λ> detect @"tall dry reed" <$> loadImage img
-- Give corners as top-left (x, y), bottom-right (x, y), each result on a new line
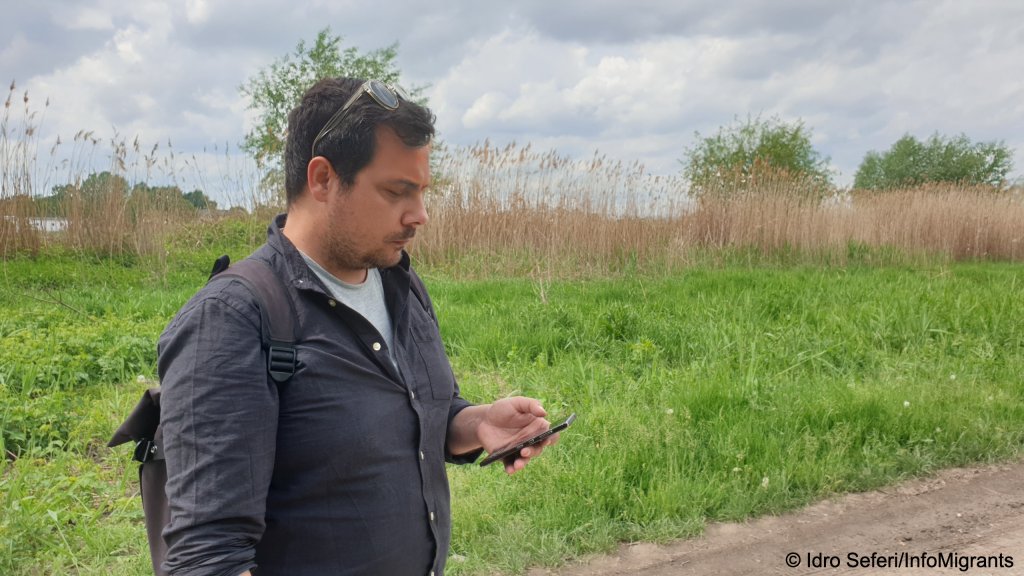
top-left (0, 83), bottom-right (265, 261)
top-left (2, 84), bottom-right (1022, 274)
top-left (845, 185), bottom-right (1023, 260)
top-left (416, 142), bottom-right (687, 275)
top-left (1, 81), bottom-right (44, 255)
top-left (412, 142), bottom-right (1023, 276)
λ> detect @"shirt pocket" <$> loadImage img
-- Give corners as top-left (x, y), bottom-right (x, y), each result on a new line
top-left (409, 313), bottom-right (456, 402)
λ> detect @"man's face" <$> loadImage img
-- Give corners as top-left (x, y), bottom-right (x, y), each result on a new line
top-left (320, 126), bottom-right (431, 282)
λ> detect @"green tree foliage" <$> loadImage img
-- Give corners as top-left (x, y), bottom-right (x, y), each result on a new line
top-left (682, 115), bottom-right (833, 197)
top-left (80, 171), bottom-right (129, 200)
top-left (240, 27), bottom-right (421, 172)
top-left (36, 174), bottom-right (213, 216)
top-left (854, 133), bottom-right (1014, 190)
top-left (34, 172), bottom-right (130, 216)
top-left (182, 189), bottom-right (217, 210)
top-left (130, 183), bottom-right (185, 206)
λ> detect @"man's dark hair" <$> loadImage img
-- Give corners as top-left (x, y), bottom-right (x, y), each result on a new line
top-left (284, 77), bottom-right (436, 204)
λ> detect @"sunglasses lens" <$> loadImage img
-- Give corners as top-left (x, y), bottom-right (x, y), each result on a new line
top-left (367, 80), bottom-right (399, 109)
top-left (392, 84), bottom-right (411, 102)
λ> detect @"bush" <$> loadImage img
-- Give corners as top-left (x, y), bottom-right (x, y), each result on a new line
top-left (854, 133), bottom-right (1014, 190)
top-left (681, 115), bottom-right (833, 199)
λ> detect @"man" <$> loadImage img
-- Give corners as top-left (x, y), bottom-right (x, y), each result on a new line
top-left (157, 77), bottom-right (557, 576)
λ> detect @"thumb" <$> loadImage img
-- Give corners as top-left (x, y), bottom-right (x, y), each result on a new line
top-left (504, 396), bottom-right (547, 418)
top-left (519, 396), bottom-right (547, 418)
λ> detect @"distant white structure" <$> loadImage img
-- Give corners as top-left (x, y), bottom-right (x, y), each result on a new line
top-left (32, 218), bottom-right (68, 232)
top-left (1, 216), bottom-right (69, 233)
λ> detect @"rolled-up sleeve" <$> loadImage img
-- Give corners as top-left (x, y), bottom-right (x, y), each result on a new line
top-left (157, 286), bottom-right (278, 576)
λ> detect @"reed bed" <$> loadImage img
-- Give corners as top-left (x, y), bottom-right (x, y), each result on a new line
top-left (0, 84), bottom-right (266, 261)
top-left (416, 143), bottom-right (687, 275)
top-left (2, 81), bottom-right (1022, 273)
top-left (675, 176), bottom-right (1024, 264)
top-left (415, 142), bottom-right (1024, 275)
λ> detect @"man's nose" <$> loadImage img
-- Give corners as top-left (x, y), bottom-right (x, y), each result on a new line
top-left (403, 193), bottom-right (429, 228)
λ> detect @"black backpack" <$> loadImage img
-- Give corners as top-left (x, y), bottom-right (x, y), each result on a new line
top-left (108, 256), bottom-right (298, 576)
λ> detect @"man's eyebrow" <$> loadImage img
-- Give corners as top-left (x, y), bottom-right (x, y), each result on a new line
top-left (385, 179), bottom-right (429, 191)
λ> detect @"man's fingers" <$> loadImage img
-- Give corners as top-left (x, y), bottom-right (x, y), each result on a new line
top-left (505, 455), bottom-right (529, 475)
top-left (521, 433), bottom-right (559, 459)
top-left (503, 437), bottom-right (560, 474)
top-left (506, 395), bottom-right (546, 417)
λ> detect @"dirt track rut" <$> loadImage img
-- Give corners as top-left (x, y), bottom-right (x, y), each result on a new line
top-left (530, 461), bottom-right (1024, 575)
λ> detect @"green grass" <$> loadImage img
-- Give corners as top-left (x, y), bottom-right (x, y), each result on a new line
top-left (434, 265), bottom-right (1024, 573)
top-left (1, 256), bottom-right (1022, 574)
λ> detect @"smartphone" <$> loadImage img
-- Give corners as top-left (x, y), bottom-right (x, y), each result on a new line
top-left (479, 413), bottom-right (576, 467)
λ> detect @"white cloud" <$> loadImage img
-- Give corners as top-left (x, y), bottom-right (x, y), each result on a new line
top-left (462, 92), bottom-right (512, 129)
top-left (0, 34), bottom-right (34, 69)
top-left (185, 0), bottom-right (211, 25)
top-left (6, 0), bottom-right (1023, 198)
top-left (60, 6), bottom-right (114, 31)
top-left (431, 32), bottom-right (781, 171)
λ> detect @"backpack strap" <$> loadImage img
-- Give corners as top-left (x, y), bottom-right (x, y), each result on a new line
top-left (214, 257), bottom-right (298, 383)
top-left (107, 255), bottom-right (298, 576)
top-left (107, 255), bottom-right (300, 453)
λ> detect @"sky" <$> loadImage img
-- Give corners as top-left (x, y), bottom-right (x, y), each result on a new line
top-left (3, 0), bottom-right (1023, 204)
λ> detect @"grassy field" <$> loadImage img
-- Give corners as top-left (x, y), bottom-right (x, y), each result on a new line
top-left (1, 244), bottom-right (1022, 574)
top-left (4, 79), bottom-right (1023, 574)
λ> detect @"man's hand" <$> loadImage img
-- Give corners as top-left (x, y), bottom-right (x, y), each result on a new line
top-left (448, 397), bottom-right (559, 474)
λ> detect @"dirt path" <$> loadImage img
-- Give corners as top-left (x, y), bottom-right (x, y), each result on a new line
top-left (532, 461), bottom-right (1023, 575)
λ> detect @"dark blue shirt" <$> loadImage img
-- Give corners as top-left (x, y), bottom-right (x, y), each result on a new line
top-left (158, 215), bottom-right (479, 576)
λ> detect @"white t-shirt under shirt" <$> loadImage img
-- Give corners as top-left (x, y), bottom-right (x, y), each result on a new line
top-left (299, 252), bottom-right (395, 365)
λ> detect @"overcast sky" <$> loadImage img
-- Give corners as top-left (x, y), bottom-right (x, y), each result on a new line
top-left (3, 0), bottom-right (1023, 203)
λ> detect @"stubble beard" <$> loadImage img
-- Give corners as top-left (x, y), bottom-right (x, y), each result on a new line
top-left (322, 218), bottom-right (415, 275)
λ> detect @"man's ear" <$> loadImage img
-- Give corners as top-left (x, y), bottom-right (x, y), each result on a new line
top-left (306, 156), bottom-right (335, 203)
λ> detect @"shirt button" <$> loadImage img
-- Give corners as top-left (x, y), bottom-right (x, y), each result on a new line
top-left (419, 450), bottom-right (425, 461)
top-left (429, 511), bottom-right (435, 522)
top-left (410, 391), bottom-right (416, 401)
top-left (328, 299), bottom-right (337, 307)
top-left (372, 342), bottom-right (381, 351)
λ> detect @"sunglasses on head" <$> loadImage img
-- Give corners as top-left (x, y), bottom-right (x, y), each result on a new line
top-left (310, 79), bottom-right (410, 157)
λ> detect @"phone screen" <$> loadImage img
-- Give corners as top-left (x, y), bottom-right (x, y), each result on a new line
top-left (479, 413), bottom-right (576, 467)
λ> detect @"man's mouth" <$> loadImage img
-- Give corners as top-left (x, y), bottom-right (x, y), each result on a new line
top-left (389, 229), bottom-right (416, 243)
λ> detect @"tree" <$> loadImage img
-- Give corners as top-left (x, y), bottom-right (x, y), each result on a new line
top-left (681, 115), bottom-right (833, 197)
top-left (39, 173), bottom-right (128, 215)
top-left (182, 189), bottom-right (217, 210)
top-left (240, 27), bottom-right (423, 173)
top-left (129, 182), bottom-right (214, 211)
top-left (80, 171), bottom-right (129, 200)
top-left (40, 177), bottom-right (216, 217)
top-left (853, 133), bottom-right (1014, 190)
